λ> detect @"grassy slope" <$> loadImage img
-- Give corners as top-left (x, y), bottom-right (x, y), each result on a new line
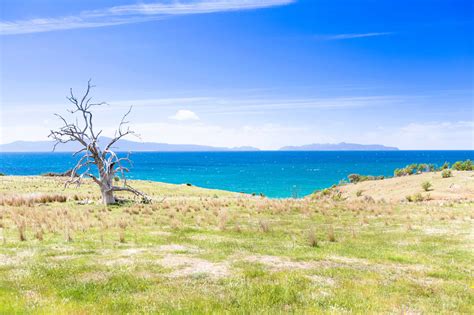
top-left (339, 171), bottom-right (474, 202)
top-left (0, 175), bottom-right (473, 314)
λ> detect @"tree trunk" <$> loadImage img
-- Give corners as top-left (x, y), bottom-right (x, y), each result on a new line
top-left (101, 188), bottom-right (116, 205)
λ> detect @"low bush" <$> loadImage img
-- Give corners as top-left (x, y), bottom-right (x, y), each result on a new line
top-left (406, 193), bottom-right (425, 202)
top-left (441, 169), bottom-right (452, 178)
top-left (348, 174), bottom-right (384, 183)
top-left (421, 181), bottom-right (432, 192)
top-left (441, 162), bottom-right (450, 170)
top-left (41, 169), bottom-right (75, 177)
top-left (451, 160), bottom-right (473, 171)
top-left (394, 163), bottom-right (436, 177)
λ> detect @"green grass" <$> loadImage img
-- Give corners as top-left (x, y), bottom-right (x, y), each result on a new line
top-left (0, 176), bottom-right (473, 313)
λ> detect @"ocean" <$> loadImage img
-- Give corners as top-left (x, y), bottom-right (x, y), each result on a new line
top-left (0, 151), bottom-right (472, 198)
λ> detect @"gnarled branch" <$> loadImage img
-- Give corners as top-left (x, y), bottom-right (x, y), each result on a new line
top-left (49, 80), bottom-right (150, 205)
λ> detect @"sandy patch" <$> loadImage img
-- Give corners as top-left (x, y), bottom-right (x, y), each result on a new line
top-left (157, 244), bottom-right (199, 253)
top-left (307, 275), bottom-right (336, 287)
top-left (422, 227), bottom-right (454, 235)
top-left (0, 254), bottom-right (17, 266)
top-left (329, 255), bottom-right (429, 274)
top-left (50, 255), bottom-right (75, 261)
top-left (243, 255), bottom-right (318, 271)
top-left (104, 257), bottom-right (136, 266)
top-left (339, 171), bottom-right (474, 202)
top-left (120, 248), bottom-right (145, 256)
top-left (24, 290), bottom-right (44, 306)
top-left (158, 254), bottom-right (229, 279)
top-left (149, 231), bottom-right (172, 236)
top-left (80, 271), bottom-right (110, 283)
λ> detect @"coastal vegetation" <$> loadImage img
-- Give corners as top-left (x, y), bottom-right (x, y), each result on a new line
top-left (346, 160), bottom-right (473, 185)
top-left (0, 172), bottom-right (473, 313)
top-left (452, 160), bottom-right (474, 171)
top-left (394, 160), bottom-right (473, 177)
top-left (441, 169), bottom-right (452, 178)
top-left (347, 174), bottom-right (384, 184)
top-left (421, 181), bottom-right (432, 192)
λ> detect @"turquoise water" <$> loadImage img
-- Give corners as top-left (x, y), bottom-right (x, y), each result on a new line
top-left (0, 151), bottom-right (472, 198)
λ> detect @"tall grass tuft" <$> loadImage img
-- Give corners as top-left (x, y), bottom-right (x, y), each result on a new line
top-left (14, 218), bottom-right (27, 241)
top-left (259, 219), bottom-right (270, 233)
top-left (327, 225), bottom-right (336, 242)
top-left (118, 219), bottom-right (128, 243)
top-left (307, 228), bottom-right (318, 247)
top-left (218, 209), bottom-right (229, 231)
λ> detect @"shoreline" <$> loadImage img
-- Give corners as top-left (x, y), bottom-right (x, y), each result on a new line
top-left (2, 170), bottom-right (474, 203)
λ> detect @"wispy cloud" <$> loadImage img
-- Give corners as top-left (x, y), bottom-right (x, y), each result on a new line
top-left (0, 0), bottom-right (295, 35)
top-left (169, 109), bottom-right (200, 121)
top-left (315, 32), bottom-right (393, 41)
top-left (109, 95), bottom-right (403, 115)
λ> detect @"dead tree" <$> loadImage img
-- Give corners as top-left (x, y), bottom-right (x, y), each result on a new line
top-left (49, 80), bottom-right (150, 205)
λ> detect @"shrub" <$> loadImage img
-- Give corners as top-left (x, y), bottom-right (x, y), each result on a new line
top-left (421, 181), bottom-right (432, 192)
top-left (417, 164), bottom-right (428, 173)
top-left (331, 190), bottom-right (345, 201)
top-left (395, 163), bottom-right (437, 177)
top-left (463, 160), bottom-right (473, 170)
top-left (349, 174), bottom-right (384, 183)
top-left (406, 193), bottom-right (424, 202)
top-left (441, 169), bottom-right (452, 178)
top-left (0, 173), bottom-right (4, 176)
top-left (356, 190), bottom-right (363, 197)
top-left (406, 164), bottom-right (418, 175)
top-left (452, 160), bottom-right (473, 171)
top-left (441, 162), bottom-right (449, 170)
top-left (348, 174), bottom-right (361, 183)
top-left (394, 168), bottom-right (406, 177)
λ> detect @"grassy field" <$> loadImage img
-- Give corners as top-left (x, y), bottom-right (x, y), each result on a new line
top-left (0, 175), bottom-right (473, 313)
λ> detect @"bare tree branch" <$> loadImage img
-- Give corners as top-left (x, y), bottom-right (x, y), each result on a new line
top-left (49, 80), bottom-right (149, 205)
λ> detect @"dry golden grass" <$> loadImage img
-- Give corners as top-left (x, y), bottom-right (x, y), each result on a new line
top-left (0, 193), bottom-right (67, 206)
top-left (0, 175), bottom-right (472, 313)
top-left (338, 170), bottom-right (474, 202)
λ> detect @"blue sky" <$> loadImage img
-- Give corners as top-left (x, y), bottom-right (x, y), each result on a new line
top-left (0, 0), bottom-right (473, 149)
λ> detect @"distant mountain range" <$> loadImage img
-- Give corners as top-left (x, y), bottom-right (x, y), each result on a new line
top-left (279, 142), bottom-right (399, 151)
top-left (0, 139), bottom-right (398, 152)
top-left (0, 138), bottom-right (260, 152)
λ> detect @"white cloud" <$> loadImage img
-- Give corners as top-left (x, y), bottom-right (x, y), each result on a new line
top-left (169, 109), bottom-right (200, 121)
top-left (0, 0), bottom-right (295, 35)
top-left (315, 32), bottom-right (393, 41)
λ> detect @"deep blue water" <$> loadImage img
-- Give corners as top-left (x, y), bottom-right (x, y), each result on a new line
top-left (0, 151), bottom-right (473, 198)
